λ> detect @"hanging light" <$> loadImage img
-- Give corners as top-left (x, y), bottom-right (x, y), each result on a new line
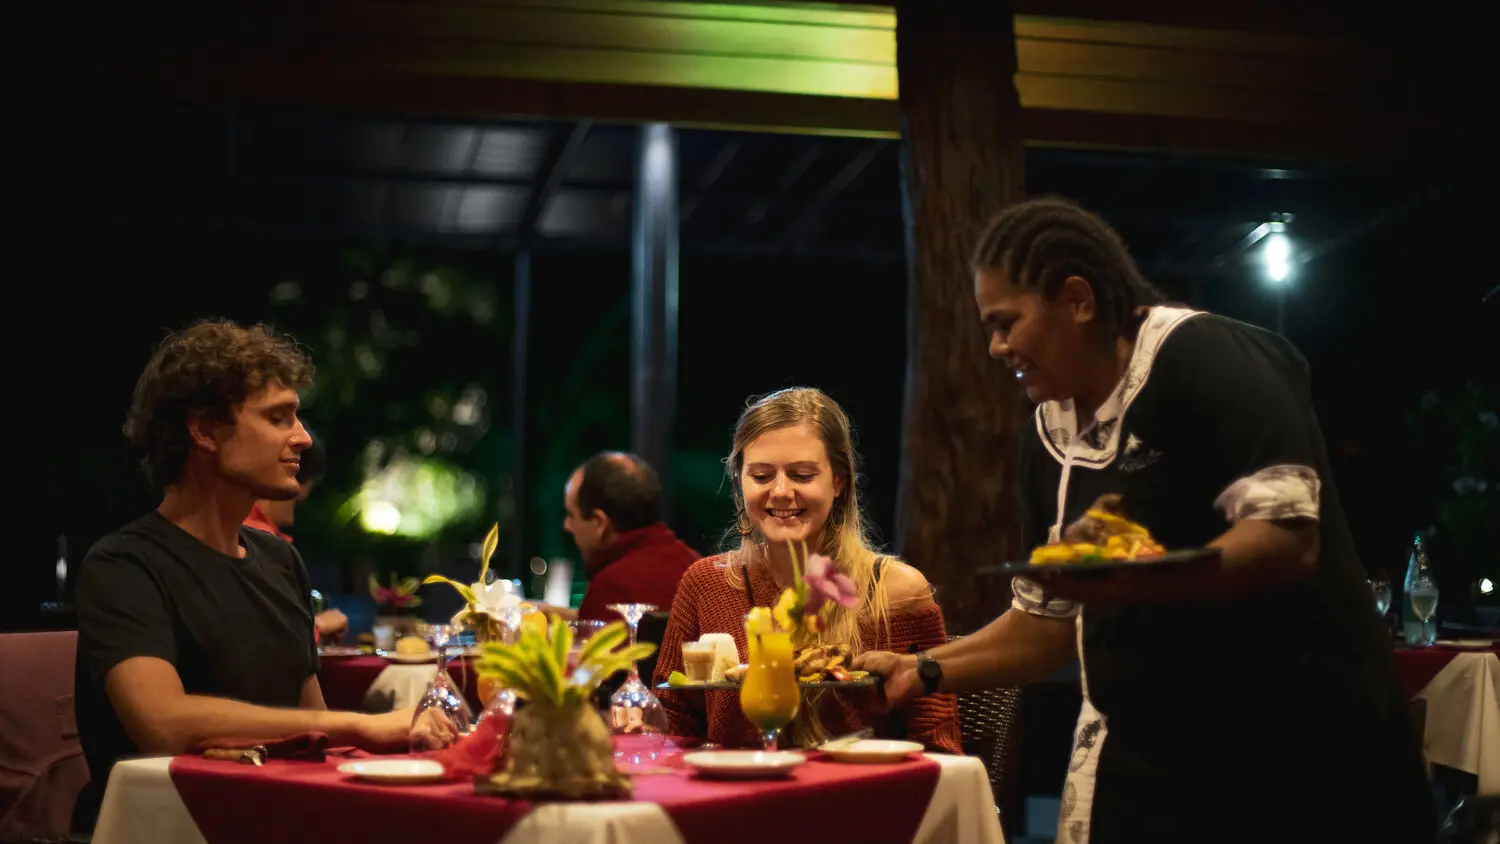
top-left (1261, 219), bottom-right (1294, 286)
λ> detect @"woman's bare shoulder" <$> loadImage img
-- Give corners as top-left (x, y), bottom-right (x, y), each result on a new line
top-left (879, 558), bottom-right (936, 613)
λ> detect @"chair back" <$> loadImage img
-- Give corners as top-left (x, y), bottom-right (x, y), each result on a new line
top-left (635, 611), bottom-right (671, 683)
top-left (0, 632), bottom-right (90, 839)
top-left (956, 685), bottom-right (1024, 837)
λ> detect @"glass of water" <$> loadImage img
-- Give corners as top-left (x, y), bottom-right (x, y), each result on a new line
top-left (1408, 575), bottom-right (1439, 647)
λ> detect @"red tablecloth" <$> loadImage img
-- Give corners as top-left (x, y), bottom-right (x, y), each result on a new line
top-left (635, 750), bottom-right (940, 844)
top-left (170, 752), bottom-right (529, 844)
top-left (317, 656), bottom-right (481, 712)
top-left (167, 740), bottom-right (942, 844)
top-left (1392, 645), bottom-right (1500, 699)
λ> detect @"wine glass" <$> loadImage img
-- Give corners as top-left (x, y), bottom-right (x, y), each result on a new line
top-left (567, 619), bottom-right (607, 674)
top-left (409, 624), bottom-right (476, 751)
top-left (1408, 574), bottom-right (1440, 648)
top-left (606, 603), bottom-right (668, 762)
top-left (739, 613), bottom-right (799, 751)
top-left (1369, 577), bottom-right (1392, 619)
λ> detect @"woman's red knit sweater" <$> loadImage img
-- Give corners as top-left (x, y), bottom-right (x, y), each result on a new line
top-left (652, 553), bottom-right (962, 754)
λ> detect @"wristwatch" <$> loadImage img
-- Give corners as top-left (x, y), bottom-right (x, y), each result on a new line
top-left (916, 652), bottom-right (943, 695)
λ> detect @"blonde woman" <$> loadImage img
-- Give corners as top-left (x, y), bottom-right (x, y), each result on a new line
top-left (653, 387), bottom-right (962, 753)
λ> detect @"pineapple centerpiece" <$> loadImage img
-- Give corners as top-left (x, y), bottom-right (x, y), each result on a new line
top-left (474, 616), bottom-right (656, 799)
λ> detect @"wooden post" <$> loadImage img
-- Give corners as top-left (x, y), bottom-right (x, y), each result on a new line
top-left (894, 1), bottom-right (1028, 634)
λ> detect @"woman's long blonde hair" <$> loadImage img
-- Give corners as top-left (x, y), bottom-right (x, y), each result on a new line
top-left (724, 387), bottom-right (894, 660)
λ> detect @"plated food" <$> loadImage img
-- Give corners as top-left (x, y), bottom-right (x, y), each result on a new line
top-left (394, 635), bottom-right (431, 655)
top-left (1029, 509), bottom-right (1166, 565)
top-left (666, 642), bottom-right (872, 688)
top-left (789, 643), bottom-right (869, 684)
top-left (385, 635), bottom-right (436, 662)
top-left (981, 507), bottom-right (1218, 584)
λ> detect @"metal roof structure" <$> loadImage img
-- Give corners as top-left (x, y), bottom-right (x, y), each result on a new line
top-left (102, 104), bottom-right (1457, 289)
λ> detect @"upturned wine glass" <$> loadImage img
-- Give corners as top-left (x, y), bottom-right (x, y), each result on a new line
top-left (606, 603), bottom-right (668, 763)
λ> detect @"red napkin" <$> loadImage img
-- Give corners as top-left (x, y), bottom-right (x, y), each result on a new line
top-left (420, 713), bottom-right (507, 779)
top-left (200, 732), bottom-right (331, 762)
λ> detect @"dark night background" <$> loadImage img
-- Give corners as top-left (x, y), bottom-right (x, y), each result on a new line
top-left (16, 6), bottom-right (1496, 631)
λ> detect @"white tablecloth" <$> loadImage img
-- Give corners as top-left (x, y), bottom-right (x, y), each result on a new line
top-left (1415, 651), bottom-right (1500, 795)
top-left (91, 753), bottom-right (1005, 844)
top-left (362, 663), bottom-right (445, 712)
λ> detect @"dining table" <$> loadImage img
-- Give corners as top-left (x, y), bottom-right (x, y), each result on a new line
top-left (1391, 642), bottom-right (1500, 796)
top-left (87, 735), bottom-right (1006, 844)
top-left (318, 654), bottom-right (483, 713)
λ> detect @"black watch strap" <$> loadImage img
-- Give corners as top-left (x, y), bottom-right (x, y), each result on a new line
top-left (917, 652), bottom-right (943, 695)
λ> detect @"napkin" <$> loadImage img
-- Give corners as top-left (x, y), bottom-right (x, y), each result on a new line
top-left (200, 732), bottom-right (331, 764)
top-left (421, 713), bottom-right (506, 779)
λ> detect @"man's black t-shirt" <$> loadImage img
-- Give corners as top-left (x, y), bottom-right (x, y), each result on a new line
top-left (72, 511), bottom-right (319, 830)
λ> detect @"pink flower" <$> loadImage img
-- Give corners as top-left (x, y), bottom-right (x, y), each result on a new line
top-left (802, 553), bottom-right (858, 613)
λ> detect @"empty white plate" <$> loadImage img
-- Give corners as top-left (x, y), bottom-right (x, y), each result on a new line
top-left (1436, 639), bottom-right (1495, 650)
top-left (823, 739), bottom-right (925, 764)
top-left (386, 652), bottom-right (438, 664)
top-left (682, 750), bottom-right (805, 779)
top-left (338, 759), bottom-right (447, 784)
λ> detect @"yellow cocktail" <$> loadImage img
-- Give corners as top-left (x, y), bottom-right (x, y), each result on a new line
top-left (740, 611), bottom-right (800, 750)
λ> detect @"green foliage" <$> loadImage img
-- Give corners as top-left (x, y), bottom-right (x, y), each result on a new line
top-left (475, 617), bottom-right (655, 709)
top-left (267, 245), bottom-right (514, 570)
top-left (1405, 381), bottom-right (1498, 589)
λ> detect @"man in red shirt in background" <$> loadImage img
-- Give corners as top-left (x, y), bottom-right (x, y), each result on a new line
top-left (542, 451), bottom-right (699, 623)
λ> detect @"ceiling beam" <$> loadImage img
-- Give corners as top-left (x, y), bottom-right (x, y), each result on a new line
top-left (773, 141), bottom-right (888, 252)
top-left (74, 0), bottom-right (1463, 161)
top-left (517, 120), bottom-right (593, 246)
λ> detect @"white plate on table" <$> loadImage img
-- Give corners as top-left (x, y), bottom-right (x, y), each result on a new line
top-left (386, 652), bottom-right (438, 664)
top-left (682, 750), bottom-right (805, 780)
top-left (338, 759), bottom-right (447, 784)
top-left (1435, 639), bottom-right (1495, 650)
top-left (822, 739), bottom-right (925, 764)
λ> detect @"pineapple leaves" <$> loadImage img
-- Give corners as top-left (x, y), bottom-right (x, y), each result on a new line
top-left (581, 642), bottom-right (657, 683)
top-left (473, 661), bottom-right (532, 700)
top-left (475, 618), bottom-right (658, 707)
top-left (515, 620), bottom-right (566, 705)
top-left (576, 623), bottom-right (628, 668)
top-left (550, 616), bottom-right (573, 674)
top-left (478, 644), bottom-right (545, 696)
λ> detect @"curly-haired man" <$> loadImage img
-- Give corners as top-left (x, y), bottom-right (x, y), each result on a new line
top-left (72, 319), bottom-right (418, 832)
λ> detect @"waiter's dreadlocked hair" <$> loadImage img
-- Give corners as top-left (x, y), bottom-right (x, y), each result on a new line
top-left (971, 196), bottom-right (1165, 342)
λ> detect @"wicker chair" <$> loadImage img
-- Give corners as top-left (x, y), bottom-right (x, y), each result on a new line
top-left (957, 685), bottom-right (1025, 838)
top-left (636, 611), bottom-right (671, 684)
